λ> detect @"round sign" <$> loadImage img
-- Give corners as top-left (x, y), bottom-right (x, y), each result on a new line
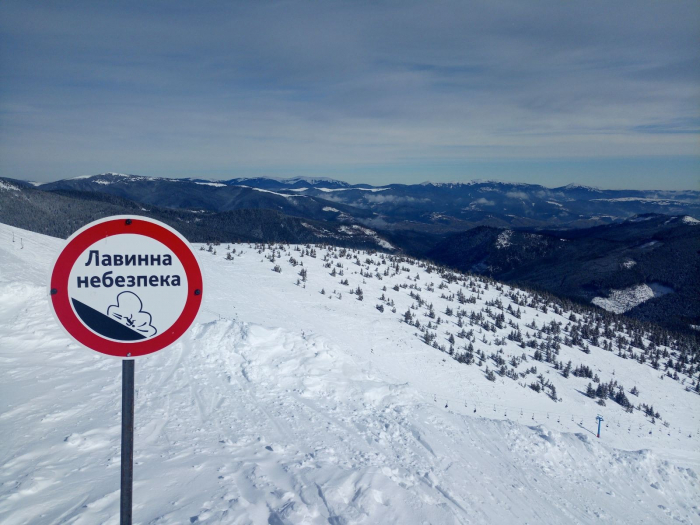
top-left (49, 216), bottom-right (203, 358)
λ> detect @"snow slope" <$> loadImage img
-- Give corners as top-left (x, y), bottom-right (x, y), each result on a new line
top-left (592, 284), bottom-right (674, 314)
top-left (1, 224), bottom-right (699, 524)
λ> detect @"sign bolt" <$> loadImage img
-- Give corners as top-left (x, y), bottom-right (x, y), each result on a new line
top-left (194, 289), bottom-right (201, 296)
top-left (50, 288), bottom-right (58, 295)
top-left (125, 219), bottom-right (132, 225)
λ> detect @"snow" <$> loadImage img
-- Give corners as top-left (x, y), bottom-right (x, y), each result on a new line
top-left (592, 284), bottom-right (673, 314)
top-left (322, 206), bottom-right (340, 213)
top-left (593, 198), bottom-right (682, 206)
top-left (236, 186), bottom-right (307, 199)
top-left (338, 225), bottom-right (394, 249)
top-left (315, 187), bottom-right (389, 193)
top-left (0, 181), bottom-right (20, 191)
top-left (289, 185), bottom-right (387, 193)
top-left (495, 230), bottom-right (513, 249)
top-left (286, 177), bottom-right (348, 186)
top-left (563, 183), bottom-right (603, 192)
top-left (194, 182), bottom-right (226, 188)
top-left (228, 176), bottom-right (350, 187)
top-left (621, 260), bottom-right (637, 269)
top-left (279, 176), bottom-right (347, 186)
top-left (72, 173), bottom-right (134, 180)
top-left (76, 173), bottom-right (153, 185)
top-left (681, 216), bottom-right (700, 225)
top-left (374, 238), bottom-right (394, 250)
top-left (420, 181), bottom-right (475, 187)
top-left (0, 223), bottom-right (699, 524)
top-left (420, 180), bottom-right (536, 188)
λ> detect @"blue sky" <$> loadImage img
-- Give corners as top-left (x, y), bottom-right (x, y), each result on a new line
top-left (1, 1), bottom-right (698, 189)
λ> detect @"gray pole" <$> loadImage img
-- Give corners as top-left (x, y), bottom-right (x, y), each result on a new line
top-left (120, 360), bottom-right (135, 525)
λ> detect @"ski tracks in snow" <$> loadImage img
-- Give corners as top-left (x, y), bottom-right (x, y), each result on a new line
top-left (140, 318), bottom-right (472, 524)
top-left (2, 311), bottom-right (698, 523)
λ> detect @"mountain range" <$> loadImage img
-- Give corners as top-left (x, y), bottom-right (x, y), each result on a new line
top-left (36, 172), bottom-right (700, 232)
top-left (2, 173), bottom-right (698, 331)
top-left (428, 215), bottom-right (700, 331)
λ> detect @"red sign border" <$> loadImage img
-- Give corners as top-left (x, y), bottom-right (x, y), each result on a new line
top-left (49, 216), bottom-right (203, 358)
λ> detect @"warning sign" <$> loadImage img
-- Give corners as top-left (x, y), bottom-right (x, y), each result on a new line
top-left (49, 216), bottom-right (203, 357)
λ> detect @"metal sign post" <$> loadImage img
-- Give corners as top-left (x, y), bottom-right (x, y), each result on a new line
top-left (120, 360), bottom-right (135, 525)
top-left (48, 216), bottom-right (203, 524)
top-left (596, 414), bottom-right (604, 438)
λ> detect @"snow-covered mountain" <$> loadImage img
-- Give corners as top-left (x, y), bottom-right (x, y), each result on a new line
top-left (33, 173), bottom-right (376, 224)
top-left (1, 223), bottom-right (699, 524)
top-left (427, 215), bottom-right (700, 331)
top-left (223, 176), bottom-right (355, 190)
top-left (35, 173), bottom-right (700, 231)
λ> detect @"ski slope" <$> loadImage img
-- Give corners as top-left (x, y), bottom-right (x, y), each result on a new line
top-left (1, 224), bottom-right (699, 524)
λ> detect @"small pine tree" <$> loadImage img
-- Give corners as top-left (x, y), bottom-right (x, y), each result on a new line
top-left (563, 361), bottom-right (572, 378)
top-left (586, 383), bottom-right (596, 398)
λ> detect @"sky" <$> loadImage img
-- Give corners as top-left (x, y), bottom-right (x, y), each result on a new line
top-left (0, 1), bottom-right (698, 189)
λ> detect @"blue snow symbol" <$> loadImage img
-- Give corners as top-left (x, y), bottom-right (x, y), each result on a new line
top-left (107, 292), bottom-right (157, 338)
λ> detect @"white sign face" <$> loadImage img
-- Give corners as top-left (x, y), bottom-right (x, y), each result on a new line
top-left (49, 216), bottom-right (203, 358)
top-left (68, 234), bottom-right (188, 342)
